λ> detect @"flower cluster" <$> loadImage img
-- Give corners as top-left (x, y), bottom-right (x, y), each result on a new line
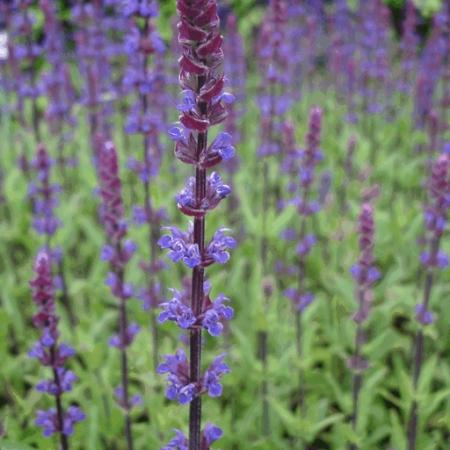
top-left (223, 13), bottom-right (246, 175)
top-left (282, 107), bottom-right (324, 313)
top-left (357, 0), bottom-right (391, 115)
top-left (159, 282), bottom-right (233, 337)
top-left (350, 203), bottom-right (380, 324)
top-left (28, 251), bottom-right (84, 439)
top-left (9, 0), bottom-right (42, 139)
top-left (160, 0), bottom-right (235, 446)
top-left (176, 172), bottom-right (231, 216)
top-left (72, 2), bottom-right (114, 145)
top-left (416, 153), bottom-right (450, 325)
top-left (40, 0), bottom-right (77, 166)
top-left (161, 423), bottom-right (223, 450)
top-left (413, 9), bottom-right (447, 128)
top-left (159, 226), bottom-right (235, 268)
top-left (400, 0), bottom-right (419, 93)
top-left (257, 0), bottom-right (290, 157)
top-left (158, 350), bottom-right (229, 404)
top-left (29, 145), bottom-right (61, 237)
top-left (122, 0), bottom-right (166, 173)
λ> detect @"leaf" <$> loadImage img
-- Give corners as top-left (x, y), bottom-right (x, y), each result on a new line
top-left (0, 441), bottom-right (35, 450)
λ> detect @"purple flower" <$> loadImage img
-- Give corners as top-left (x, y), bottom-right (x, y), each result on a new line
top-left (296, 234), bottom-right (317, 256)
top-left (415, 304), bottom-right (434, 326)
top-left (177, 90), bottom-right (196, 112)
top-left (159, 291), bottom-right (196, 329)
top-left (30, 145), bottom-right (61, 237)
top-left (36, 369), bottom-right (77, 395)
top-left (162, 430), bottom-right (189, 450)
top-left (29, 250), bottom-right (83, 440)
top-left (206, 228), bottom-right (236, 265)
top-left (209, 132), bottom-right (236, 161)
top-left (202, 295), bottom-right (234, 337)
top-left (63, 407), bottom-right (86, 436)
top-left (202, 354), bottom-right (230, 397)
top-left (203, 423), bottom-right (223, 445)
top-left (176, 172), bottom-right (231, 216)
top-left (157, 350), bottom-right (196, 404)
top-left (114, 385), bottom-right (143, 410)
top-left (158, 226), bottom-right (202, 268)
top-left (284, 288), bottom-right (315, 313)
top-left (109, 323), bottom-right (140, 349)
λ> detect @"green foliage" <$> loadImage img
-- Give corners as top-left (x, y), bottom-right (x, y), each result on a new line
top-left (1, 6), bottom-right (449, 450)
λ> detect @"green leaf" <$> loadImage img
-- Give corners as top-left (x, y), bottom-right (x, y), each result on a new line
top-left (0, 441), bottom-right (35, 450)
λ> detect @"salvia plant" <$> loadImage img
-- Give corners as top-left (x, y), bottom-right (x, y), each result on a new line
top-left (120, 0), bottom-right (167, 368)
top-left (72, 1), bottom-right (114, 152)
top-left (28, 144), bottom-right (75, 324)
top-left (158, 0), bottom-right (236, 448)
top-left (400, 0), bottom-right (419, 95)
top-left (97, 139), bottom-right (140, 450)
top-left (414, 7), bottom-right (448, 130)
top-left (223, 12), bottom-right (246, 185)
top-left (255, 0), bottom-right (289, 434)
top-left (407, 152), bottom-right (450, 450)
top-left (28, 250), bottom-right (85, 448)
top-left (348, 200), bottom-right (380, 450)
top-left (40, 0), bottom-right (77, 172)
top-left (282, 106), bottom-right (324, 413)
top-left (9, 0), bottom-right (42, 142)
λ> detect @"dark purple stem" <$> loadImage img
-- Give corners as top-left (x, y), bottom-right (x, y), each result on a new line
top-left (189, 75), bottom-right (207, 450)
top-left (407, 241), bottom-right (437, 450)
top-left (50, 346), bottom-right (69, 450)
top-left (142, 88), bottom-right (160, 370)
top-left (58, 257), bottom-right (76, 327)
top-left (116, 245), bottom-right (133, 450)
top-left (349, 287), bottom-right (365, 450)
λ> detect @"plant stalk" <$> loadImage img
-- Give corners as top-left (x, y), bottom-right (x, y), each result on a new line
top-left (189, 75), bottom-right (207, 450)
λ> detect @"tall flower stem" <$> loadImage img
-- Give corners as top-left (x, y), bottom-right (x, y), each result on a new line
top-left (347, 202), bottom-right (380, 450)
top-left (282, 107), bottom-right (323, 422)
top-left (158, 2), bottom-right (235, 447)
top-left (29, 251), bottom-right (85, 444)
top-left (349, 289), bottom-right (364, 450)
top-left (121, 4), bottom-right (166, 369)
top-left (98, 140), bottom-right (140, 450)
top-left (117, 258), bottom-right (133, 450)
top-left (407, 154), bottom-right (450, 450)
top-left (407, 245), bottom-right (437, 450)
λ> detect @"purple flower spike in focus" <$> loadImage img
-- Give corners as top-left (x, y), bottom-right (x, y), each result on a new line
top-left (159, 1), bottom-right (235, 448)
top-left (97, 138), bottom-right (140, 450)
top-left (29, 251), bottom-right (84, 448)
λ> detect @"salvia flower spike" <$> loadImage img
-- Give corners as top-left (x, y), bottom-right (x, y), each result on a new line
top-left (121, 0), bottom-right (166, 369)
top-left (29, 144), bottom-right (75, 325)
top-left (281, 106), bottom-right (324, 414)
top-left (97, 139), bottom-right (139, 450)
top-left (407, 152), bottom-right (450, 450)
top-left (29, 250), bottom-right (84, 448)
top-left (159, 1), bottom-right (235, 448)
top-left (348, 200), bottom-right (380, 450)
